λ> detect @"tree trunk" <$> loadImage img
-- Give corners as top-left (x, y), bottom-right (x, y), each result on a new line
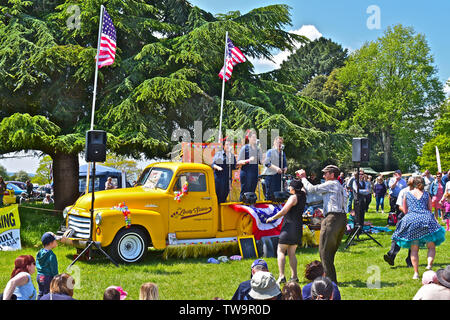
top-left (381, 129), bottom-right (391, 171)
top-left (52, 152), bottom-right (79, 211)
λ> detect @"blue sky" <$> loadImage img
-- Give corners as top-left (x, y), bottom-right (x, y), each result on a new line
top-left (1, 1), bottom-right (449, 173)
top-left (190, 0), bottom-right (450, 88)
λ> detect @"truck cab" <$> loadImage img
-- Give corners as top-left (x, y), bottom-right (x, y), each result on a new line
top-left (61, 162), bottom-right (261, 263)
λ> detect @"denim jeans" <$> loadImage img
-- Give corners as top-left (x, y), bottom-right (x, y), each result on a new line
top-left (264, 174), bottom-right (281, 200)
top-left (346, 191), bottom-right (354, 213)
top-left (375, 195), bottom-right (384, 212)
top-left (37, 274), bottom-right (54, 300)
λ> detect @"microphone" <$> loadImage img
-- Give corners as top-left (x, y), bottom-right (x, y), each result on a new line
top-left (281, 144), bottom-right (285, 150)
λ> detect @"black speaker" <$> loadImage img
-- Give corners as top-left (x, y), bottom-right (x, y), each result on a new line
top-left (242, 192), bottom-right (257, 205)
top-left (85, 130), bottom-right (107, 162)
top-left (352, 137), bottom-right (369, 162)
top-left (273, 191), bottom-right (290, 203)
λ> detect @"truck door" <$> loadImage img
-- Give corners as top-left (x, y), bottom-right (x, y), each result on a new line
top-left (169, 171), bottom-right (215, 239)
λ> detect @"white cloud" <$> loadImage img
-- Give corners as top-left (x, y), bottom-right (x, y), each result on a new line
top-left (250, 25), bottom-right (323, 73)
top-left (445, 77), bottom-right (450, 97)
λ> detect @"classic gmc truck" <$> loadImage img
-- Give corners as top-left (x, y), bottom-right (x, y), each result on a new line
top-left (61, 162), bottom-right (263, 263)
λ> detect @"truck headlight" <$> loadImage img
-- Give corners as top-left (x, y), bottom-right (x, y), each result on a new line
top-left (63, 207), bottom-right (71, 220)
top-left (95, 212), bottom-right (102, 226)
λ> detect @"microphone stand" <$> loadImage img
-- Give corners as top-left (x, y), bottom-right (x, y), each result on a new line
top-left (68, 161), bottom-right (119, 268)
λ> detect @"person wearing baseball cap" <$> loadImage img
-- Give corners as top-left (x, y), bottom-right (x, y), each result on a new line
top-left (296, 165), bottom-right (347, 284)
top-left (231, 259), bottom-right (269, 300)
top-left (36, 232), bottom-right (59, 299)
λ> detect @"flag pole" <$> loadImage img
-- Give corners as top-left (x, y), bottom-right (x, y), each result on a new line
top-left (218, 31), bottom-right (228, 143)
top-left (436, 146), bottom-right (441, 173)
top-left (90, 4), bottom-right (105, 131)
top-left (86, 5), bottom-right (105, 194)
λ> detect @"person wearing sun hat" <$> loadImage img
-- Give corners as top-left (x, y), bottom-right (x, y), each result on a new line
top-left (413, 265), bottom-right (450, 300)
top-left (248, 271), bottom-right (281, 300)
top-left (231, 259), bottom-right (269, 300)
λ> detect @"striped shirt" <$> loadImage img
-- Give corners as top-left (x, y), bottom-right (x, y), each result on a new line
top-left (301, 178), bottom-right (347, 216)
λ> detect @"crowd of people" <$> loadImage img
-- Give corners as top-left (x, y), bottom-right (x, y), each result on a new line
top-left (343, 168), bottom-right (448, 279)
top-left (344, 169), bottom-right (450, 223)
top-left (0, 232), bottom-right (160, 300)
top-left (1, 134), bottom-right (449, 300)
top-left (0, 175), bottom-right (54, 206)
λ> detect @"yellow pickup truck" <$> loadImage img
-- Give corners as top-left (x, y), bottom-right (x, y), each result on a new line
top-left (61, 162), bottom-right (262, 263)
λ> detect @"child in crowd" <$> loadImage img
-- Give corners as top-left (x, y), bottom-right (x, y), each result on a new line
top-left (281, 280), bottom-right (302, 300)
top-left (103, 286), bottom-right (127, 300)
top-left (36, 232), bottom-right (58, 299)
top-left (301, 260), bottom-right (341, 300)
top-left (139, 282), bottom-right (159, 300)
top-left (440, 192), bottom-right (450, 231)
top-left (311, 276), bottom-right (334, 300)
top-left (39, 273), bottom-right (76, 300)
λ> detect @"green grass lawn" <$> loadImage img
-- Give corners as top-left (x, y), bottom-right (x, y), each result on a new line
top-left (1, 200), bottom-right (448, 300)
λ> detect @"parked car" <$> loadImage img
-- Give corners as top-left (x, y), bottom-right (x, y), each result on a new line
top-left (6, 181), bottom-right (26, 190)
top-left (34, 185), bottom-right (47, 198)
top-left (36, 185), bottom-right (52, 197)
top-left (6, 183), bottom-right (26, 196)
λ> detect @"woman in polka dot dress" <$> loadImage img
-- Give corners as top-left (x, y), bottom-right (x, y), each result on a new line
top-left (392, 176), bottom-right (446, 280)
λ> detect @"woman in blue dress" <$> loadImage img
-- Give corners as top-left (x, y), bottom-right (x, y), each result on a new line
top-left (392, 176), bottom-right (446, 279)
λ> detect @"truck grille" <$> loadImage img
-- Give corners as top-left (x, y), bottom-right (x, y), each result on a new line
top-left (67, 215), bottom-right (91, 239)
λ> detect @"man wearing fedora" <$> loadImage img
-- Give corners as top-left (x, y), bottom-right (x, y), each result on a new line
top-left (413, 265), bottom-right (450, 300)
top-left (296, 165), bottom-right (347, 284)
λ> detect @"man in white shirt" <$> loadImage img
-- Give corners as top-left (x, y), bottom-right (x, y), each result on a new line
top-left (296, 165), bottom-right (347, 284)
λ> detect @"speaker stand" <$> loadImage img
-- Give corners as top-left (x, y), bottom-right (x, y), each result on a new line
top-left (344, 163), bottom-right (382, 249)
top-left (68, 162), bottom-right (119, 269)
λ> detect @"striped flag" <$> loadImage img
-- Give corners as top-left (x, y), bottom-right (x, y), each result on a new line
top-left (229, 203), bottom-right (283, 240)
top-left (97, 9), bottom-right (116, 68)
top-left (219, 37), bottom-right (246, 81)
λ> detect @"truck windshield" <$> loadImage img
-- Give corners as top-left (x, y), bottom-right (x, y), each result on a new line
top-left (136, 167), bottom-right (173, 190)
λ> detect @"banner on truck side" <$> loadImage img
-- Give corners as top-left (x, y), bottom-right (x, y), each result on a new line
top-left (0, 204), bottom-right (21, 251)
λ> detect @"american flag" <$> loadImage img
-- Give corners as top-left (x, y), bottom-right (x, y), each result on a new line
top-left (218, 37), bottom-right (246, 81)
top-left (97, 8), bottom-right (116, 68)
top-left (229, 203), bottom-right (283, 240)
